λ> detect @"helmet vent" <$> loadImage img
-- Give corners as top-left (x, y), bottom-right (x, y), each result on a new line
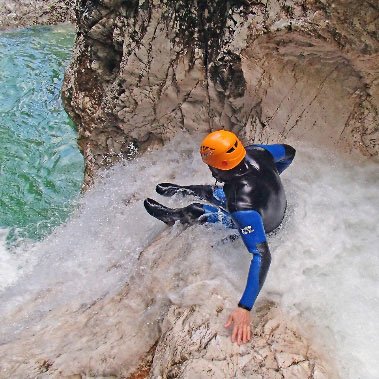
top-left (227, 140), bottom-right (239, 153)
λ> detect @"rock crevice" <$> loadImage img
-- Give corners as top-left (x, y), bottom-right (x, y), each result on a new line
top-left (59, 0), bottom-right (378, 186)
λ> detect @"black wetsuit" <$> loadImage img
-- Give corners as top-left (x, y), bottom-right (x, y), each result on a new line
top-left (144, 144), bottom-right (296, 311)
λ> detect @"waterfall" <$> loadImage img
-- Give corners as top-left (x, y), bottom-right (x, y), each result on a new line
top-left (1, 135), bottom-right (378, 379)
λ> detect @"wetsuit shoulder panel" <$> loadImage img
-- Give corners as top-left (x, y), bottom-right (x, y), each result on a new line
top-left (250, 144), bottom-right (296, 174)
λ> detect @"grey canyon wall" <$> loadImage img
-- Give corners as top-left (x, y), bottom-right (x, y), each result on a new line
top-left (60, 0), bottom-right (379, 185)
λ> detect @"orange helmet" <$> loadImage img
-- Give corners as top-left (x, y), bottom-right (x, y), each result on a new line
top-left (200, 130), bottom-right (246, 170)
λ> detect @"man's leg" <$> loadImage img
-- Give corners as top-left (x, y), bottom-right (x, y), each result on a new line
top-left (144, 198), bottom-right (234, 228)
top-left (156, 183), bottom-right (226, 208)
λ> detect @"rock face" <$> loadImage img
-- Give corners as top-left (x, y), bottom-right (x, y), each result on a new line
top-left (0, 0), bottom-right (75, 30)
top-left (151, 303), bottom-right (331, 379)
top-left (62, 0), bottom-right (379, 186)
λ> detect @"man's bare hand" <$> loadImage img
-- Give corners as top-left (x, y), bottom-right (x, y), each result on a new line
top-left (224, 307), bottom-right (251, 344)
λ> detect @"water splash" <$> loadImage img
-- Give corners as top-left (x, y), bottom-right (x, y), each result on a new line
top-left (0, 136), bottom-right (378, 378)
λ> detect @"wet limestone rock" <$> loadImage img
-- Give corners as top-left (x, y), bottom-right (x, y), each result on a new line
top-left (62, 0), bottom-right (379, 186)
top-left (151, 302), bottom-right (332, 379)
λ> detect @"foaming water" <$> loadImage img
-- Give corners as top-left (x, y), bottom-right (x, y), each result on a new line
top-left (0, 136), bottom-right (377, 378)
top-left (0, 229), bottom-right (19, 290)
top-left (267, 145), bottom-right (379, 379)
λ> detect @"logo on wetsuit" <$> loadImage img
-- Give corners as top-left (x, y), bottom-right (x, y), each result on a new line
top-left (241, 226), bottom-right (254, 234)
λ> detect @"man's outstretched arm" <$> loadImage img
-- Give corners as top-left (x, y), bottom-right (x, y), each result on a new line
top-left (254, 144), bottom-right (296, 174)
top-left (232, 210), bottom-right (271, 310)
top-left (225, 209), bottom-right (271, 344)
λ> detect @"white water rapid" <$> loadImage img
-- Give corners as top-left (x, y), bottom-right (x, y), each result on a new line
top-left (0, 135), bottom-right (378, 378)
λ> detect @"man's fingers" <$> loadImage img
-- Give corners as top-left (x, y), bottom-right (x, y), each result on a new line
top-left (243, 326), bottom-right (248, 343)
top-left (241, 326), bottom-right (246, 344)
top-left (232, 325), bottom-right (238, 343)
top-left (227, 309), bottom-right (252, 344)
top-left (224, 315), bottom-right (233, 328)
top-left (237, 326), bottom-right (243, 345)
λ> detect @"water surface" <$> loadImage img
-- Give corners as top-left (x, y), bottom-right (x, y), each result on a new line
top-left (0, 25), bottom-right (84, 243)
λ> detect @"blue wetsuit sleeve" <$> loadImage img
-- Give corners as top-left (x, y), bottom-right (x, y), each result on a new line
top-left (231, 210), bottom-right (271, 311)
top-left (254, 144), bottom-right (296, 174)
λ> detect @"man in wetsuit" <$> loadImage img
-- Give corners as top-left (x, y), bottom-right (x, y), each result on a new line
top-left (144, 130), bottom-right (296, 345)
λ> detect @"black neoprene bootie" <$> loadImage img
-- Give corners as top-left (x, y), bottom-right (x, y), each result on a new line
top-left (144, 198), bottom-right (205, 225)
